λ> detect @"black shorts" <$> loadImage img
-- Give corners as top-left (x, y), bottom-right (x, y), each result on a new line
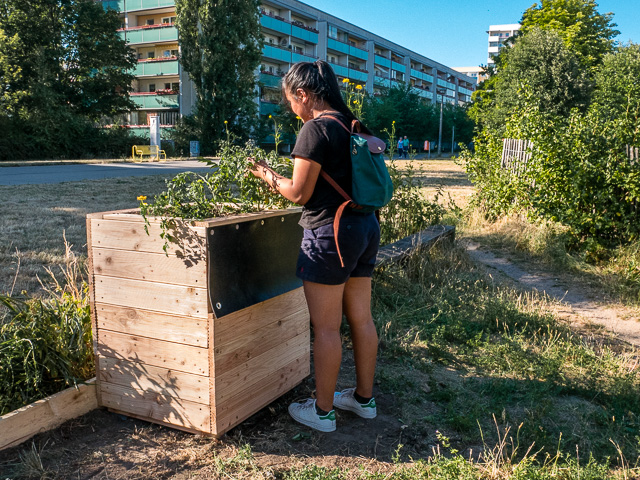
top-left (296, 213), bottom-right (380, 285)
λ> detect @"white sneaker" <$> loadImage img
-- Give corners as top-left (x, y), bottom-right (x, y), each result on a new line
top-left (333, 388), bottom-right (377, 419)
top-left (288, 399), bottom-right (336, 432)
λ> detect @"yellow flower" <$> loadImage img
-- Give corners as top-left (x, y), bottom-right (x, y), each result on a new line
top-left (269, 115), bottom-right (272, 119)
top-left (342, 78), bottom-right (350, 83)
top-left (353, 100), bottom-right (358, 104)
top-left (296, 116), bottom-right (301, 119)
top-left (224, 120), bottom-right (228, 124)
top-left (355, 85), bottom-right (363, 90)
top-left (137, 195), bottom-right (147, 201)
top-left (392, 120), bottom-right (396, 124)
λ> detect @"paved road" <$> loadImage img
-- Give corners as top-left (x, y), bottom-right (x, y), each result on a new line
top-left (0, 161), bottom-right (213, 186)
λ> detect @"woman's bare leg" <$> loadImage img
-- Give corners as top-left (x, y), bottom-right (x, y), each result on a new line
top-left (342, 276), bottom-right (377, 398)
top-left (302, 280), bottom-right (345, 412)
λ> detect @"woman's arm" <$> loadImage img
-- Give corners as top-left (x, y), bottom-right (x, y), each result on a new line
top-left (249, 156), bottom-right (321, 205)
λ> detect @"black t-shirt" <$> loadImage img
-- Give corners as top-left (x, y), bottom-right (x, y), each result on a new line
top-left (291, 112), bottom-right (353, 230)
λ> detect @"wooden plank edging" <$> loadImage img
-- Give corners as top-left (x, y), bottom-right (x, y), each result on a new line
top-left (0, 378), bottom-right (97, 451)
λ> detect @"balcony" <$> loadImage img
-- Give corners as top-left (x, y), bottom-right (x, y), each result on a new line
top-left (262, 44), bottom-right (291, 63)
top-left (349, 45), bottom-right (368, 61)
top-left (101, 0), bottom-right (176, 12)
top-left (118, 24), bottom-right (178, 44)
top-left (261, 12), bottom-right (319, 44)
top-left (123, 0), bottom-right (175, 11)
top-left (374, 55), bottom-right (390, 68)
top-left (134, 58), bottom-right (179, 76)
top-left (130, 92), bottom-right (179, 109)
top-left (261, 14), bottom-right (291, 35)
top-left (291, 24), bottom-right (318, 44)
top-left (391, 61), bottom-right (405, 73)
top-left (291, 52), bottom-right (318, 63)
top-left (328, 62), bottom-right (349, 78)
top-left (327, 38), bottom-right (349, 55)
top-left (259, 72), bottom-right (283, 88)
top-left (100, 0), bottom-right (124, 11)
top-left (348, 69), bottom-right (368, 82)
top-left (260, 102), bottom-right (280, 116)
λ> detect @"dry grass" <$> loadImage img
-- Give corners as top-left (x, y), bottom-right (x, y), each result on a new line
top-left (0, 175), bottom-right (173, 295)
top-left (391, 158), bottom-right (474, 209)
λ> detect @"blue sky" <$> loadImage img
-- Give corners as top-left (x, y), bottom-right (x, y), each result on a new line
top-left (306, 0), bottom-right (639, 67)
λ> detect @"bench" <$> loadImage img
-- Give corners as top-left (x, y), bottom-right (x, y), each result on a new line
top-left (375, 225), bottom-right (455, 267)
top-left (132, 145), bottom-right (166, 162)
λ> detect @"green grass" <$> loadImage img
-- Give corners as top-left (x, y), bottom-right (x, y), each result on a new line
top-left (370, 243), bottom-right (640, 467)
top-left (462, 210), bottom-right (640, 307)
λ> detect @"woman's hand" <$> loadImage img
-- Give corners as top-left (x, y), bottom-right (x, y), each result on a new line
top-left (247, 157), bottom-right (269, 179)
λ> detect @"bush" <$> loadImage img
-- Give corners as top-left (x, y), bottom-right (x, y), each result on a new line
top-left (463, 95), bottom-right (640, 255)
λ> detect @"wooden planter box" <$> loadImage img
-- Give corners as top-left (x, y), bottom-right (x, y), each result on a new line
top-left (86, 207), bottom-right (310, 437)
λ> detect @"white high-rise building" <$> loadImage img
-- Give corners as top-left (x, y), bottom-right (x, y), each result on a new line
top-left (487, 24), bottom-right (520, 66)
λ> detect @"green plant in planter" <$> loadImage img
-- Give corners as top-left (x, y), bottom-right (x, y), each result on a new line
top-left (139, 137), bottom-right (294, 250)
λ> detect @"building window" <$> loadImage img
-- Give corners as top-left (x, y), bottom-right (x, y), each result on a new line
top-left (164, 82), bottom-right (171, 90)
top-left (328, 25), bottom-right (337, 39)
top-left (172, 82), bottom-right (180, 91)
top-left (149, 84), bottom-right (156, 92)
top-left (147, 52), bottom-right (155, 59)
top-left (171, 49), bottom-right (178, 57)
top-left (328, 55), bottom-right (337, 64)
top-left (146, 19), bottom-right (154, 26)
top-left (162, 16), bottom-right (176, 24)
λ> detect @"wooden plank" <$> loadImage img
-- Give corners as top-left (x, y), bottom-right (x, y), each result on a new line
top-left (192, 207), bottom-right (303, 228)
top-left (375, 225), bottom-right (455, 267)
top-left (0, 379), bottom-right (97, 451)
top-left (214, 307), bottom-right (309, 372)
top-left (95, 303), bottom-right (208, 347)
top-left (100, 382), bottom-right (210, 433)
top-left (214, 287), bottom-right (307, 343)
top-left (94, 275), bottom-right (208, 318)
top-left (90, 218), bottom-right (206, 257)
top-left (98, 357), bottom-right (209, 405)
top-left (91, 248), bottom-right (206, 287)
top-left (97, 330), bottom-right (209, 376)
top-left (214, 356), bottom-right (309, 436)
top-left (86, 217), bottom-right (103, 407)
top-left (214, 331), bottom-right (310, 405)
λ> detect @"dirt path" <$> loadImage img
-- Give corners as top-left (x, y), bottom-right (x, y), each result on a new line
top-left (403, 158), bottom-right (640, 346)
top-left (464, 240), bottom-right (640, 346)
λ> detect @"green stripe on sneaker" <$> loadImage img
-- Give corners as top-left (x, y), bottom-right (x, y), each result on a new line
top-left (362, 399), bottom-right (376, 408)
top-left (319, 410), bottom-right (336, 421)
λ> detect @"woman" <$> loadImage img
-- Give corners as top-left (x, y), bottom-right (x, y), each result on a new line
top-left (249, 60), bottom-right (380, 433)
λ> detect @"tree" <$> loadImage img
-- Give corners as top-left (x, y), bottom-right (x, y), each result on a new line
top-left (520, 0), bottom-right (619, 69)
top-left (470, 28), bottom-right (591, 132)
top-left (0, 0), bottom-right (135, 119)
top-left (175, 0), bottom-right (263, 153)
top-left (362, 83), bottom-right (473, 147)
top-left (593, 43), bottom-right (640, 135)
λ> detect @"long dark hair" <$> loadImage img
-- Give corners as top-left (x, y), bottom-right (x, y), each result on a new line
top-left (282, 60), bottom-right (370, 133)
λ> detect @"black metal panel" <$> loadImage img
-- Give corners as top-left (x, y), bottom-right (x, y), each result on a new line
top-left (207, 211), bottom-right (303, 317)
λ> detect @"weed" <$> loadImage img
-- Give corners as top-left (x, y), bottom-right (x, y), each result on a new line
top-left (0, 237), bottom-right (93, 415)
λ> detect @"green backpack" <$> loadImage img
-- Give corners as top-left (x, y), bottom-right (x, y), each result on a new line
top-left (321, 115), bottom-right (394, 267)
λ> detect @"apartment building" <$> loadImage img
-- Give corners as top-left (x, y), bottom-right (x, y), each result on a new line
top-left (100, 0), bottom-right (476, 137)
top-left (452, 66), bottom-right (486, 86)
top-left (487, 23), bottom-right (520, 66)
